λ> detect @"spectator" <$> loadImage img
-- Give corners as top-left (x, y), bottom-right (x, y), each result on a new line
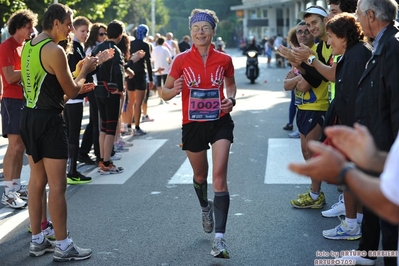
top-left (178, 35), bottom-right (191, 52)
top-left (0, 9), bottom-right (37, 208)
top-left (20, 3), bottom-right (96, 261)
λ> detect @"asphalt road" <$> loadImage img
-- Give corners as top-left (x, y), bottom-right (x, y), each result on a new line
top-left (0, 49), bottom-right (385, 266)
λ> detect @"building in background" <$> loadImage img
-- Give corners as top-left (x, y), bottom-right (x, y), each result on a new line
top-left (231, 0), bottom-right (327, 43)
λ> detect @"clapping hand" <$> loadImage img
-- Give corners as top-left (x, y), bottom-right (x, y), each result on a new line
top-left (97, 48), bottom-right (115, 65)
top-left (131, 50), bottom-right (146, 63)
top-left (292, 43), bottom-right (313, 62)
top-left (78, 83), bottom-right (95, 94)
top-left (82, 56), bottom-right (98, 74)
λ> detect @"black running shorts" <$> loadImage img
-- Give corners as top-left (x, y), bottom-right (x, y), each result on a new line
top-left (20, 107), bottom-right (68, 163)
top-left (182, 114), bottom-right (234, 152)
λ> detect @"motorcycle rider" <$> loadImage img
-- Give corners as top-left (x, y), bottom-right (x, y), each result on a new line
top-left (243, 36), bottom-right (261, 81)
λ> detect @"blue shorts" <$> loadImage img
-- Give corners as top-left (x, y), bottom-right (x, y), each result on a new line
top-left (296, 109), bottom-right (325, 136)
top-left (1, 98), bottom-right (23, 137)
top-left (182, 114), bottom-right (234, 152)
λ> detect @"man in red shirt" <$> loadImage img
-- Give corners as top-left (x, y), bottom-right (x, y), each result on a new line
top-left (0, 9), bottom-right (37, 208)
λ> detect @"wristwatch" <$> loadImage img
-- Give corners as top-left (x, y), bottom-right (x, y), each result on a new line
top-left (337, 163), bottom-right (356, 191)
top-left (307, 55), bottom-right (316, 65)
top-left (228, 97), bottom-right (236, 106)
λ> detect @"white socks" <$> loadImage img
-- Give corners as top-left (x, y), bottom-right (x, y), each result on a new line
top-left (346, 218), bottom-right (358, 228)
top-left (4, 179), bottom-right (22, 194)
top-left (309, 191), bottom-right (320, 201)
top-left (56, 238), bottom-right (72, 251)
top-left (215, 233), bottom-right (224, 239)
top-left (4, 181), bottom-right (13, 194)
top-left (32, 232), bottom-right (45, 244)
top-left (12, 179), bottom-right (21, 191)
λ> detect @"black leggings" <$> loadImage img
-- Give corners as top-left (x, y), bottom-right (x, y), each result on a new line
top-left (64, 103), bottom-right (83, 146)
top-left (96, 94), bottom-right (120, 136)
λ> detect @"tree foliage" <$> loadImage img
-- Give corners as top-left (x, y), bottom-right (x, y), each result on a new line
top-left (1, 0), bottom-right (241, 47)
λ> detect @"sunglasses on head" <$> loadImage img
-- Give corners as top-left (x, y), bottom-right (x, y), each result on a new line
top-left (98, 32), bottom-right (107, 36)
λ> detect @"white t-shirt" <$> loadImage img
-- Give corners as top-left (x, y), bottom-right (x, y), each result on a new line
top-left (151, 45), bottom-right (172, 76)
top-left (165, 39), bottom-right (177, 57)
top-left (380, 134), bottom-right (399, 265)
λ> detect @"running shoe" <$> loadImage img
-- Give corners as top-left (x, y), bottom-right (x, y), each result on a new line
top-left (141, 115), bottom-right (154, 123)
top-left (99, 163), bottom-right (124, 175)
top-left (335, 254), bottom-right (375, 265)
top-left (202, 200), bottom-right (214, 233)
top-left (321, 193), bottom-right (346, 217)
top-left (297, 189), bottom-right (310, 199)
top-left (29, 238), bottom-right (55, 257)
top-left (133, 128), bottom-right (147, 136)
top-left (290, 191), bottom-right (326, 209)
top-left (16, 185), bottom-right (28, 200)
top-left (67, 172), bottom-right (92, 185)
top-left (110, 153), bottom-right (122, 161)
top-left (114, 142), bottom-right (129, 153)
top-left (117, 139), bottom-right (133, 147)
top-left (1, 191), bottom-right (26, 208)
top-left (121, 127), bottom-right (133, 136)
top-left (134, 128), bottom-right (146, 136)
top-left (211, 237), bottom-right (230, 259)
top-left (283, 124), bottom-right (293, 131)
top-left (53, 240), bottom-right (92, 262)
top-left (289, 129), bottom-right (300, 138)
top-left (322, 218), bottom-right (361, 240)
top-left (42, 221), bottom-right (56, 240)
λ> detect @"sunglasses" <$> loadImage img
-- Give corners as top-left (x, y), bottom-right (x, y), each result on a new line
top-left (98, 32), bottom-right (107, 36)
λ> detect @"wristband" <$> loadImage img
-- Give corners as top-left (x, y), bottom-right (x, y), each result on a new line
top-left (228, 97), bottom-right (236, 106)
top-left (337, 163), bottom-right (355, 186)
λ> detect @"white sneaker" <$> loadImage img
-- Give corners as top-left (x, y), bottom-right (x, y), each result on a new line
top-left (336, 254), bottom-right (375, 265)
top-left (321, 193), bottom-right (346, 217)
top-left (1, 191), bottom-right (26, 209)
top-left (322, 218), bottom-right (361, 240)
top-left (288, 129), bottom-right (300, 138)
top-left (110, 153), bottom-right (122, 161)
top-left (117, 139), bottom-right (133, 147)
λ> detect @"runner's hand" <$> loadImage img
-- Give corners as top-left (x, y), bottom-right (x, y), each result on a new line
top-left (173, 76), bottom-right (183, 96)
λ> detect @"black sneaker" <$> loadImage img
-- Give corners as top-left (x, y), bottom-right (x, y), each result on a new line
top-left (67, 172), bottom-right (92, 185)
top-left (77, 154), bottom-right (96, 165)
top-left (283, 124), bottom-right (293, 131)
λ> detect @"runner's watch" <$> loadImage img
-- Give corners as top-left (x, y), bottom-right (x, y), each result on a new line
top-left (228, 97), bottom-right (236, 106)
top-left (307, 55), bottom-right (316, 65)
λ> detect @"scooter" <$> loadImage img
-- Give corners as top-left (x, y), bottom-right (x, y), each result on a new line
top-left (245, 50), bottom-right (259, 84)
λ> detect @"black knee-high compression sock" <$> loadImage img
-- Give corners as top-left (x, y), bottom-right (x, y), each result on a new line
top-left (214, 192), bottom-right (230, 234)
top-left (193, 179), bottom-right (209, 208)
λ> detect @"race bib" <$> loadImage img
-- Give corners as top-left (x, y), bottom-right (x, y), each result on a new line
top-left (188, 88), bottom-right (221, 121)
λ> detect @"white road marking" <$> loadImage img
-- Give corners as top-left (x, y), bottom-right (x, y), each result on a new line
top-left (86, 139), bottom-right (167, 184)
top-left (0, 139), bottom-right (167, 241)
top-left (265, 138), bottom-right (308, 184)
top-left (168, 149), bottom-right (213, 184)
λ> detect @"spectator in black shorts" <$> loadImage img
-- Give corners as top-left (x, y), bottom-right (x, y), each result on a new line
top-left (20, 3), bottom-right (96, 261)
top-left (92, 20), bottom-right (126, 175)
top-left (126, 24), bottom-right (154, 136)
